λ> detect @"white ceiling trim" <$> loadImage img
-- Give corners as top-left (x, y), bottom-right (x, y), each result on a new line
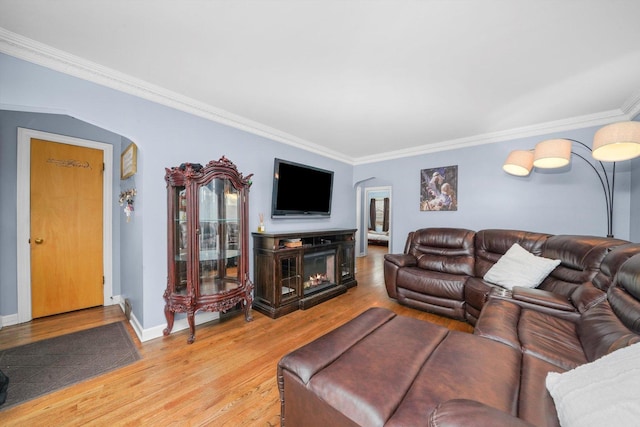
top-left (622, 89), bottom-right (640, 117)
top-left (2, 27), bottom-right (639, 167)
top-left (354, 107), bottom-right (634, 165)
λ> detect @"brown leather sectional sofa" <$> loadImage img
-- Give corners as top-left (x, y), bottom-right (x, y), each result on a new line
top-left (277, 228), bottom-right (640, 426)
top-left (384, 228), bottom-right (631, 324)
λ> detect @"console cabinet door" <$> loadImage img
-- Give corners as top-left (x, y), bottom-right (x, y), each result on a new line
top-left (339, 241), bottom-right (356, 284)
top-left (278, 252), bottom-right (302, 306)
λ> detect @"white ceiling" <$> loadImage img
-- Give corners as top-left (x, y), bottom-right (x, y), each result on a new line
top-left (1, 0), bottom-right (640, 164)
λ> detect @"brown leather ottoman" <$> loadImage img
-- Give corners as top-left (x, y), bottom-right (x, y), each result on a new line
top-left (277, 307), bottom-right (521, 427)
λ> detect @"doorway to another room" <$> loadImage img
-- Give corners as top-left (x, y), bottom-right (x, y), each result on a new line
top-left (364, 187), bottom-right (391, 256)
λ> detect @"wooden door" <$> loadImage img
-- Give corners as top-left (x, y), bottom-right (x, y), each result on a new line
top-left (30, 138), bottom-right (104, 318)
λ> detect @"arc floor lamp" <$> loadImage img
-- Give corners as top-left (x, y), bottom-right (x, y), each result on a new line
top-left (503, 121), bottom-right (640, 238)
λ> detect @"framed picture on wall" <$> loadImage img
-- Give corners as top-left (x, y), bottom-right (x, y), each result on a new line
top-left (420, 165), bottom-right (458, 211)
top-left (120, 142), bottom-right (137, 180)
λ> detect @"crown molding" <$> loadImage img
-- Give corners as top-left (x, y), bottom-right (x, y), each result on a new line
top-left (621, 89), bottom-right (640, 119)
top-left (354, 107), bottom-right (635, 165)
top-left (0, 27), bottom-right (353, 164)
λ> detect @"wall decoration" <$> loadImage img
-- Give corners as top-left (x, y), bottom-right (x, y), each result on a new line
top-left (120, 142), bottom-right (137, 179)
top-left (119, 188), bottom-right (137, 222)
top-left (420, 165), bottom-right (458, 211)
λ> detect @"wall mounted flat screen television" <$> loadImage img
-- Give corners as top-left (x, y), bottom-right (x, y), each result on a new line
top-left (271, 158), bottom-right (334, 218)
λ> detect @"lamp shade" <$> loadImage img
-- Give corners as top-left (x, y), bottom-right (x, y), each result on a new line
top-left (503, 150), bottom-right (534, 176)
top-left (592, 121), bottom-right (640, 162)
top-left (533, 139), bottom-right (572, 168)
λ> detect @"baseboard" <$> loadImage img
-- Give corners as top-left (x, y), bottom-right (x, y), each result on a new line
top-left (0, 313), bottom-right (18, 329)
top-left (0, 299), bottom-right (218, 341)
top-left (0, 297), bottom-right (122, 330)
top-left (114, 300), bottom-right (219, 343)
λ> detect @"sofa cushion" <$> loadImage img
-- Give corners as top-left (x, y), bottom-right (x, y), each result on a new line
top-left (546, 342), bottom-right (640, 427)
top-left (483, 243), bottom-right (560, 290)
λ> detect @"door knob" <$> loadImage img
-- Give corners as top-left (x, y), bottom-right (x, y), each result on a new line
top-left (34, 238), bottom-right (44, 244)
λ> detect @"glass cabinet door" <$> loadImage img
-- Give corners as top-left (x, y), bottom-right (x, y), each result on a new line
top-left (223, 180), bottom-right (240, 282)
top-left (198, 177), bottom-right (241, 296)
top-left (279, 255), bottom-right (300, 304)
top-left (172, 186), bottom-right (188, 294)
top-left (340, 242), bottom-right (355, 282)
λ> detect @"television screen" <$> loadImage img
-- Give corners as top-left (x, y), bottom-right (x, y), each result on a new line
top-left (271, 158), bottom-right (334, 217)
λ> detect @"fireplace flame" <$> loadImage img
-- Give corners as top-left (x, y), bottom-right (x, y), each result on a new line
top-left (308, 273), bottom-right (328, 286)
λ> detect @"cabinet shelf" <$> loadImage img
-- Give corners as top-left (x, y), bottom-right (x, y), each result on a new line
top-left (173, 219), bottom-right (239, 223)
top-left (174, 249), bottom-right (240, 262)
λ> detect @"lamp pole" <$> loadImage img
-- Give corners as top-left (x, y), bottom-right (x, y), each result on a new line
top-left (566, 139), bottom-right (615, 238)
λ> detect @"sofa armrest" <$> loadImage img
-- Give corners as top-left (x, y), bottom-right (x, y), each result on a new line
top-left (383, 253), bottom-right (417, 268)
top-left (383, 254), bottom-right (417, 299)
top-left (570, 282), bottom-right (607, 313)
top-left (512, 287), bottom-right (576, 312)
top-left (428, 399), bottom-right (535, 427)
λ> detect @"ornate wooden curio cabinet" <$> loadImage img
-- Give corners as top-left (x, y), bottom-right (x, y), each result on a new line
top-left (163, 156), bottom-right (253, 344)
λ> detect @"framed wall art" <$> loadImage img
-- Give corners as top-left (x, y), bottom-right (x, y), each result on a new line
top-left (120, 142), bottom-right (137, 180)
top-left (420, 165), bottom-right (458, 211)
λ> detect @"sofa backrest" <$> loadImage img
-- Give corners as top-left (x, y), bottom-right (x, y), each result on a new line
top-left (473, 229), bottom-right (551, 278)
top-left (406, 228), bottom-right (476, 276)
top-left (539, 235), bottom-right (629, 296)
top-left (609, 252), bottom-right (640, 334)
top-left (591, 243), bottom-right (640, 291)
top-left (577, 252), bottom-right (640, 362)
top-left (571, 243), bottom-right (640, 313)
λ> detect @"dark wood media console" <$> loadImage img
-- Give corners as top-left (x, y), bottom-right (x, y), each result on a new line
top-left (252, 229), bottom-right (357, 318)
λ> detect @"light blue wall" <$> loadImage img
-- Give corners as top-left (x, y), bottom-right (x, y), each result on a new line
top-left (0, 53), bottom-right (355, 330)
top-left (632, 156), bottom-right (640, 242)
top-left (118, 138), bottom-right (143, 321)
top-left (631, 113), bottom-right (640, 242)
top-left (354, 127), bottom-right (634, 254)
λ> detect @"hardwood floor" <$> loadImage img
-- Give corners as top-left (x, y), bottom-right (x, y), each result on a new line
top-left (0, 245), bottom-right (472, 426)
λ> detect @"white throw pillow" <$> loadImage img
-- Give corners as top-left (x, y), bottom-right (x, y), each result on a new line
top-left (483, 243), bottom-right (560, 290)
top-left (546, 342), bottom-right (640, 427)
